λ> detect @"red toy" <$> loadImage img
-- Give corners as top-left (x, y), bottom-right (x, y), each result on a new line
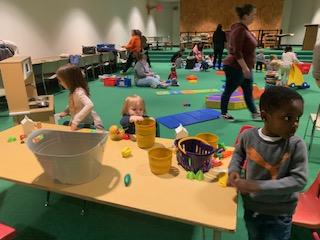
top-left (292, 172), bottom-right (320, 240)
top-left (0, 223), bottom-right (16, 240)
top-left (297, 63), bottom-right (312, 74)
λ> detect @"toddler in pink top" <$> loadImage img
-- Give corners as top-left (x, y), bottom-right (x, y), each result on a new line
top-left (56, 64), bottom-right (103, 130)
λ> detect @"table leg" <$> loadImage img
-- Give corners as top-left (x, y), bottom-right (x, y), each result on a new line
top-left (44, 191), bottom-right (51, 207)
top-left (202, 226), bottom-right (206, 240)
top-left (80, 200), bottom-right (87, 216)
top-left (212, 229), bottom-right (221, 240)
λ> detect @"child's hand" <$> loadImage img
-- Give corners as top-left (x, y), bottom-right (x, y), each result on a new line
top-left (228, 172), bottom-right (240, 187)
top-left (70, 123), bottom-right (78, 131)
top-left (234, 179), bottom-right (260, 193)
top-left (129, 116), bottom-right (144, 122)
top-left (59, 112), bottom-right (68, 118)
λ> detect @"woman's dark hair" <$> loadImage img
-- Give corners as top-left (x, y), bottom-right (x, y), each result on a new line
top-left (284, 46), bottom-right (293, 53)
top-left (56, 64), bottom-right (89, 96)
top-left (235, 4), bottom-right (255, 19)
top-left (216, 24), bottom-right (223, 32)
top-left (197, 42), bottom-right (203, 51)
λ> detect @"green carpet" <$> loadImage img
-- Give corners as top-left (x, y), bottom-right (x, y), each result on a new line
top-left (0, 63), bottom-right (319, 240)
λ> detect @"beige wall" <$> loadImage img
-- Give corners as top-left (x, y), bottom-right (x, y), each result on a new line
top-left (0, 0), bottom-right (160, 57)
top-left (281, 0), bottom-right (320, 45)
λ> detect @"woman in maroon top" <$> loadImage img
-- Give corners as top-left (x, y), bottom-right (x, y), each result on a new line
top-left (220, 4), bottom-right (260, 121)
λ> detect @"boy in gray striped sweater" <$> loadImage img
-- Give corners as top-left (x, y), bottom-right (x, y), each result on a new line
top-left (228, 86), bottom-right (308, 240)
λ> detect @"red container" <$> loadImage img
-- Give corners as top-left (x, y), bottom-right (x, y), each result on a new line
top-left (297, 63), bottom-right (312, 74)
top-left (103, 77), bottom-right (117, 87)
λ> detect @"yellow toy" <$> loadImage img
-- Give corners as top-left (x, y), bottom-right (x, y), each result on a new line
top-left (109, 125), bottom-right (125, 141)
top-left (121, 147), bottom-right (132, 158)
top-left (287, 64), bottom-right (304, 87)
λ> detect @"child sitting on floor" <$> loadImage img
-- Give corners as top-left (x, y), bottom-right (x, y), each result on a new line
top-left (167, 67), bottom-right (179, 86)
top-left (228, 86), bottom-right (307, 240)
top-left (57, 64), bottom-right (104, 130)
top-left (120, 95), bottom-right (160, 136)
top-left (265, 59), bottom-right (282, 87)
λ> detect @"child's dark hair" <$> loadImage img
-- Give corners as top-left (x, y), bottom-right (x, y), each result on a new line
top-left (284, 46), bottom-right (293, 53)
top-left (259, 86), bottom-right (304, 113)
top-left (56, 64), bottom-right (90, 96)
top-left (235, 4), bottom-right (255, 19)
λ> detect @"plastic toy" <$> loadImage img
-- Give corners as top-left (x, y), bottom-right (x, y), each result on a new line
top-left (297, 63), bottom-right (312, 74)
top-left (218, 172), bottom-right (228, 187)
top-left (156, 88), bottom-right (219, 96)
top-left (186, 170), bottom-right (204, 181)
top-left (122, 134), bottom-right (130, 140)
top-left (148, 147), bottom-right (172, 175)
top-left (186, 75), bottom-right (198, 81)
top-left (195, 170), bottom-right (204, 181)
top-left (175, 137), bottom-right (215, 173)
top-left (221, 150), bottom-right (233, 158)
top-left (35, 122), bottom-right (42, 129)
top-left (32, 134), bottom-right (44, 143)
top-left (116, 77), bottom-right (132, 87)
top-left (121, 147), bottom-right (132, 158)
top-left (7, 136), bottom-right (16, 143)
top-left (206, 91), bottom-right (247, 110)
top-left (186, 171), bottom-right (196, 180)
top-left (211, 158), bottom-right (222, 167)
top-left (124, 174), bottom-right (131, 187)
top-left (109, 125), bottom-right (125, 141)
top-left (196, 133), bottom-right (219, 148)
top-left (175, 124), bottom-right (188, 140)
top-left (287, 64), bottom-right (305, 88)
top-left (20, 134), bottom-right (26, 144)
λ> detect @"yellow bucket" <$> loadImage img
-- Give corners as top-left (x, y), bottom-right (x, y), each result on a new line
top-left (135, 118), bottom-right (156, 149)
top-left (196, 133), bottom-right (219, 148)
top-left (148, 147), bottom-right (172, 175)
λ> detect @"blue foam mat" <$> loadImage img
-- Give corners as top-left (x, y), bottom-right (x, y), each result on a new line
top-left (157, 109), bottom-right (221, 129)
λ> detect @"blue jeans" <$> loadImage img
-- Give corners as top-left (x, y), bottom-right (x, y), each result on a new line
top-left (136, 75), bottom-right (161, 88)
top-left (221, 65), bottom-right (257, 115)
top-left (244, 209), bottom-right (292, 240)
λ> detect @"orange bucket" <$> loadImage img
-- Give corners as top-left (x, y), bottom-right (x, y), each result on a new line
top-left (148, 147), bottom-right (172, 175)
top-left (196, 133), bottom-right (219, 148)
top-left (135, 118), bottom-right (156, 148)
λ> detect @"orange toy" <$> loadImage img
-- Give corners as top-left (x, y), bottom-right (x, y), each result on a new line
top-left (237, 84), bottom-right (264, 100)
top-left (186, 75), bottom-right (198, 81)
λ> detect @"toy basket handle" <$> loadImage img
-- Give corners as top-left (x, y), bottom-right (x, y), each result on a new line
top-left (177, 137), bottom-right (209, 155)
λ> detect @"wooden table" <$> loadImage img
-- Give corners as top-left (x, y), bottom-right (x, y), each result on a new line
top-left (0, 124), bottom-right (237, 240)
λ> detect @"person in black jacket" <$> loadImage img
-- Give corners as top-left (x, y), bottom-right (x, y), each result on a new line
top-left (212, 24), bottom-right (227, 70)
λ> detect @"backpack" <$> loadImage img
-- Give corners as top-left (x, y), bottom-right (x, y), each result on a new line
top-left (0, 41), bottom-right (14, 61)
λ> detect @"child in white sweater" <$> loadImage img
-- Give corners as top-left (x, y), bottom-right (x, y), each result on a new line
top-left (57, 64), bottom-right (103, 130)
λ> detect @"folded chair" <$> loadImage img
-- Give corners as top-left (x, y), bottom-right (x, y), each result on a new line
top-left (293, 172), bottom-right (320, 240)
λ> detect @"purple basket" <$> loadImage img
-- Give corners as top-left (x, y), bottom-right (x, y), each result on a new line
top-left (174, 138), bottom-right (215, 173)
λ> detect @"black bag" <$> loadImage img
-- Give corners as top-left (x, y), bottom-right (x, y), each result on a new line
top-left (82, 46), bottom-right (96, 54)
top-left (0, 41), bottom-right (14, 61)
top-left (185, 57), bottom-right (196, 69)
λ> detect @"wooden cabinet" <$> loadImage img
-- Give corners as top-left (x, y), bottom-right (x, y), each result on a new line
top-left (302, 24), bottom-right (319, 50)
top-left (0, 56), bottom-right (55, 124)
